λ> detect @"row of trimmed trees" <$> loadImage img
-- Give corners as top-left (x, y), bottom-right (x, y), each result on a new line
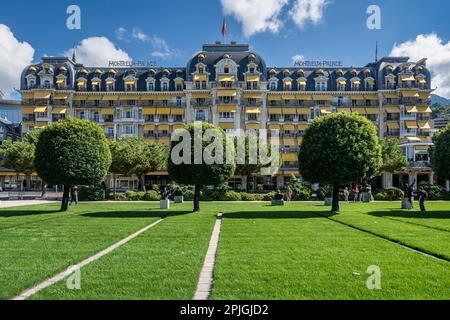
top-left (0, 115), bottom-right (449, 213)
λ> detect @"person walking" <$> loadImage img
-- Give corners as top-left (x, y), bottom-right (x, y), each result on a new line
top-left (344, 187), bottom-right (350, 203)
top-left (286, 186), bottom-right (293, 202)
top-left (352, 185), bottom-right (360, 202)
top-left (366, 183), bottom-right (372, 202)
top-left (70, 186), bottom-right (79, 205)
top-left (418, 187), bottom-right (428, 212)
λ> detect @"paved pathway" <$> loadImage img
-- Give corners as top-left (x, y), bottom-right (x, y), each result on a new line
top-left (0, 200), bottom-right (56, 209)
top-left (12, 219), bottom-right (164, 300)
top-left (193, 213), bottom-right (223, 300)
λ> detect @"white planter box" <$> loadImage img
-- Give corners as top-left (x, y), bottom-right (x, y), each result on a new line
top-left (160, 199), bottom-right (170, 209)
top-left (174, 196), bottom-right (184, 204)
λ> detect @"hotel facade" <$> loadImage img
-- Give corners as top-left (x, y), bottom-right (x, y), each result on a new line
top-left (18, 42), bottom-right (436, 191)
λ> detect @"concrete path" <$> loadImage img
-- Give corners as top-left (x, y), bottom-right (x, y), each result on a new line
top-left (193, 213), bottom-right (223, 300)
top-left (0, 200), bottom-right (56, 209)
top-left (12, 219), bottom-right (164, 300)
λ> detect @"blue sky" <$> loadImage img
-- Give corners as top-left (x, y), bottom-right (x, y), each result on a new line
top-left (1, 0), bottom-right (450, 98)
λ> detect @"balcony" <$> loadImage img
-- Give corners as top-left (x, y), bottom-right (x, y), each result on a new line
top-left (216, 99), bottom-right (238, 105)
top-left (409, 161), bottom-right (431, 168)
top-left (191, 100), bottom-right (213, 107)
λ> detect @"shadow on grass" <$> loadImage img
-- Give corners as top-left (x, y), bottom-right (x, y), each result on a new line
top-left (222, 211), bottom-right (337, 220)
top-left (369, 210), bottom-right (450, 219)
top-left (81, 210), bottom-right (192, 219)
top-left (0, 209), bottom-right (61, 218)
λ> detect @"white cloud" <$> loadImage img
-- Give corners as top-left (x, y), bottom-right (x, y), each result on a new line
top-left (292, 54), bottom-right (305, 64)
top-left (131, 28), bottom-right (150, 42)
top-left (221, 0), bottom-right (289, 37)
top-left (66, 37), bottom-right (131, 67)
top-left (289, 0), bottom-right (329, 29)
top-left (150, 36), bottom-right (180, 60)
top-left (390, 33), bottom-right (450, 99)
top-left (0, 24), bottom-right (35, 99)
top-left (116, 27), bottom-right (127, 41)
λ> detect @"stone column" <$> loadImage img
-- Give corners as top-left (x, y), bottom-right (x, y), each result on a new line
top-left (260, 92), bottom-right (268, 130)
top-left (446, 180), bottom-right (449, 192)
top-left (378, 92), bottom-right (384, 139)
top-left (185, 93), bottom-right (192, 123)
top-left (382, 172), bottom-right (393, 189)
top-left (276, 175), bottom-right (284, 189)
top-left (429, 172), bottom-right (435, 185)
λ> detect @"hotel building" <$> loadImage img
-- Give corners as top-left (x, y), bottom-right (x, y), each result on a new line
top-left (19, 42), bottom-right (435, 191)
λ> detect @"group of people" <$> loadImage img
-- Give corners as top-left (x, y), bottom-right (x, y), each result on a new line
top-left (343, 184), bottom-right (372, 203)
top-left (404, 179), bottom-right (428, 212)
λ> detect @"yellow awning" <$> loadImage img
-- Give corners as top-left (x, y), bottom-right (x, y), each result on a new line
top-left (384, 93), bottom-right (399, 99)
top-left (192, 92), bottom-right (210, 99)
top-left (419, 92), bottom-right (430, 100)
top-left (217, 89), bottom-right (237, 97)
top-left (385, 106), bottom-right (400, 113)
top-left (35, 122), bottom-right (47, 128)
top-left (100, 108), bottom-right (115, 115)
top-left (33, 91), bottom-right (51, 99)
top-left (338, 80), bottom-right (346, 85)
top-left (124, 80), bottom-right (136, 85)
top-left (73, 95), bottom-right (87, 101)
top-left (34, 107), bottom-right (48, 113)
top-left (171, 108), bottom-right (184, 115)
top-left (86, 95), bottom-right (102, 101)
top-left (144, 124), bottom-right (155, 131)
top-left (282, 153), bottom-right (298, 162)
top-left (297, 79), bottom-right (307, 85)
top-left (268, 124), bottom-right (281, 131)
top-left (246, 74), bottom-right (260, 82)
top-left (352, 80), bottom-right (361, 85)
top-left (298, 123), bottom-right (309, 130)
top-left (406, 106), bottom-right (418, 113)
top-left (350, 95), bottom-right (365, 100)
top-left (313, 95), bottom-right (332, 101)
top-left (52, 107), bottom-right (67, 114)
top-left (268, 94), bottom-right (282, 101)
top-left (415, 145), bottom-right (430, 151)
top-left (387, 121), bottom-right (400, 129)
top-left (402, 91), bottom-right (420, 98)
top-left (364, 93), bottom-right (378, 100)
top-left (320, 107), bottom-right (332, 114)
top-left (119, 94), bottom-right (139, 100)
top-left (281, 94), bottom-right (296, 100)
top-left (245, 123), bottom-right (260, 130)
top-left (246, 107), bottom-right (261, 114)
top-left (243, 93), bottom-right (261, 99)
top-left (352, 108), bottom-right (367, 114)
top-left (219, 75), bottom-right (235, 82)
top-left (405, 121), bottom-right (419, 129)
top-left (156, 108), bottom-right (171, 115)
top-left (142, 108), bottom-right (156, 115)
top-left (22, 106), bottom-right (35, 114)
top-left (156, 95), bottom-right (172, 101)
top-left (268, 108), bottom-right (282, 115)
top-left (219, 122), bottom-right (235, 130)
top-left (284, 80), bottom-right (292, 86)
top-left (102, 95), bottom-right (119, 101)
top-left (53, 93), bottom-right (68, 100)
top-left (365, 108), bottom-right (379, 115)
top-left (297, 108), bottom-right (310, 115)
top-left (21, 92), bottom-right (33, 100)
top-left (418, 121), bottom-right (431, 129)
top-left (296, 94), bottom-right (312, 100)
top-left (194, 74), bottom-right (207, 82)
top-left (158, 124), bottom-right (170, 131)
top-left (283, 108), bottom-right (297, 115)
top-left (283, 138), bottom-right (298, 146)
top-left (407, 137), bottom-right (421, 142)
top-left (218, 105), bottom-right (237, 113)
top-left (417, 106), bottom-right (432, 113)
top-left (418, 78), bottom-right (427, 84)
top-left (337, 108), bottom-right (351, 113)
top-left (283, 124), bottom-right (296, 131)
top-left (400, 75), bottom-right (415, 82)
top-left (172, 124), bottom-right (184, 130)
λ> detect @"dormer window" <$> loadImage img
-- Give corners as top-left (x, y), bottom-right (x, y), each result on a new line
top-left (269, 82), bottom-right (277, 91)
top-left (162, 82), bottom-right (169, 91)
top-left (91, 78), bottom-right (101, 92)
top-left (124, 79), bottom-right (136, 91)
top-left (337, 78), bottom-right (346, 91)
top-left (106, 79), bottom-right (115, 91)
top-left (148, 82), bottom-right (155, 91)
top-left (43, 80), bottom-right (51, 89)
top-left (351, 79), bottom-right (361, 91)
top-left (224, 66), bottom-right (230, 74)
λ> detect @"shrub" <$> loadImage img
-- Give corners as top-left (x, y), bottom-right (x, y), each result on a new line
top-left (78, 184), bottom-right (105, 201)
top-left (151, 184), bottom-right (160, 192)
top-left (256, 184), bottom-right (264, 192)
top-left (263, 192), bottom-right (277, 201)
top-left (385, 187), bottom-right (404, 201)
top-left (240, 193), bottom-right (257, 201)
top-left (144, 190), bottom-right (160, 201)
top-left (293, 187), bottom-right (312, 201)
top-left (123, 191), bottom-right (145, 201)
top-left (373, 191), bottom-right (388, 201)
top-left (111, 193), bottom-right (127, 201)
top-left (220, 191), bottom-right (242, 201)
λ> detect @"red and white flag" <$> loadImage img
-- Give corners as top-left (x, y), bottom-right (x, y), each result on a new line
top-left (221, 17), bottom-right (227, 38)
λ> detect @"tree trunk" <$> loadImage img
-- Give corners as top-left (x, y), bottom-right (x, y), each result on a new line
top-left (41, 183), bottom-right (47, 199)
top-left (193, 185), bottom-right (201, 212)
top-left (61, 185), bottom-right (71, 212)
top-left (332, 183), bottom-right (340, 213)
top-left (139, 174), bottom-right (147, 192)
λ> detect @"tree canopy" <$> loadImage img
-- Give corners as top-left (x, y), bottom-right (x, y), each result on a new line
top-left (298, 113), bottom-right (382, 212)
top-left (34, 119), bottom-right (111, 211)
top-left (168, 122), bottom-right (236, 211)
top-left (430, 124), bottom-right (450, 180)
top-left (380, 138), bottom-right (408, 173)
top-left (110, 137), bottom-right (168, 192)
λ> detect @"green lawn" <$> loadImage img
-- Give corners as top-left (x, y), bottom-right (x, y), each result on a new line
top-left (1, 201), bottom-right (449, 300)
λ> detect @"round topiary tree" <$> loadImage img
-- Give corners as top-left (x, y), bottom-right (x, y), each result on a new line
top-left (168, 122), bottom-right (236, 212)
top-left (430, 124), bottom-right (450, 182)
top-left (34, 118), bottom-right (112, 211)
top-left (299, 113), bottom-right (382, 212)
